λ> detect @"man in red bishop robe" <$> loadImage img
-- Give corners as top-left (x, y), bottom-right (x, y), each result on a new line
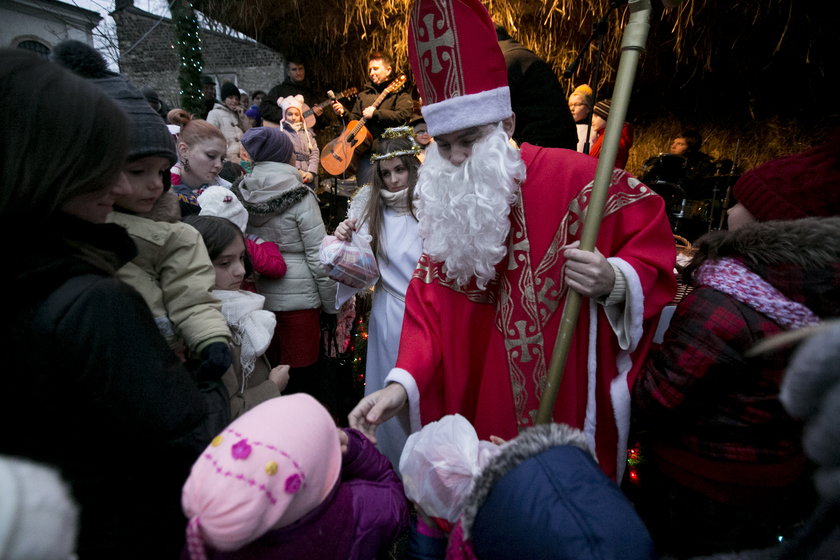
top-left (349, 0), bottom-right (676, 481)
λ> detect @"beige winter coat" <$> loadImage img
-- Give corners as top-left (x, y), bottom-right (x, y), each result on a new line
top-left (206, 102), bottom-right (248, 164)
top-left (108, 192), bottom-right (230, 353)
top-left (233, 162), bottom-right (336, 313)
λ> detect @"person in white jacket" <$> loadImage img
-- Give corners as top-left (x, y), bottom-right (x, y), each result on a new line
top-left (233, 126), bottom-right (336, 398)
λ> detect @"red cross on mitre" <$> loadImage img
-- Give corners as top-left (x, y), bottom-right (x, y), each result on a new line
top-left (408, 0), bottom-right (512, 136)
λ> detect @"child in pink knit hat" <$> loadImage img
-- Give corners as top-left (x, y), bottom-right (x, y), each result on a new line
top-left (182, 394), bottom-right (409, 559)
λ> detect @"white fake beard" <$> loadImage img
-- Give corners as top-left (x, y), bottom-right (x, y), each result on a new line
top-left (416, 123), bottom-right (526, 290)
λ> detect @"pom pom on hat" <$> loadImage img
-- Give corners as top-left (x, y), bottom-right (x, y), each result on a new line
top-left (733, 129), bottom-right (840, 222)
top-left (51, 40), bottom-right (112, 79)
top-left (241, 127), bottom-right (294, 164)
top-left (182, 395), bottom-right (342, 553)
top-left (52, 40), bottom-right (176, 165)
top-left (220, 82), bottom-right (240, 101)
top-left (198, 186), bottom-right (248, 232)
top-left (593, 99), bottom-right (611, 120)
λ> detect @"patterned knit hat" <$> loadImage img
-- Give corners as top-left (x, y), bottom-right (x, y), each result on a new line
top-left (182, 394), bottom-right (341, 556)
top-left (593, 99), bottom-right (611, 120)
top-left (733, 129), bottom-right (840, 222)
top-left (408, 0), bottom-right (511, 136)
top-left (51, 40), bottom-right (176, 165)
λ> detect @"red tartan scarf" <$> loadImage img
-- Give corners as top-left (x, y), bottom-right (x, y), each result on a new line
top-left (694, 257), bottom-right (820, 330)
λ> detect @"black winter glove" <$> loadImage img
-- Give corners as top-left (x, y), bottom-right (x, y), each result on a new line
top-left (197, 342), bottom-right (233, 382)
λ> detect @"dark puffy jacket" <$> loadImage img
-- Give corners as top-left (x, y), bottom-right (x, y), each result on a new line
top-left (1, 215), bottom-right (220, 559)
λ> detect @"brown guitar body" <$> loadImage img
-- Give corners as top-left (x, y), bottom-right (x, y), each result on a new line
top-left (320, 74), bottom-right (407, 177)
top-left (320, 120), bottom-right (373, 176)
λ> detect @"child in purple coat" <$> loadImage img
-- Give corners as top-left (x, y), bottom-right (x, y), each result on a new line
top-left (181, 394), bottom-right (409, 559)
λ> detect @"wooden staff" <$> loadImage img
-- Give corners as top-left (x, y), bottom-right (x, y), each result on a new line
top-left (536, 0), bottom-right (652, 424)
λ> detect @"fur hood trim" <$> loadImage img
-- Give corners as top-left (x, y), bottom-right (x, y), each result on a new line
top-left (459, 424), bottom-right (591, 540)
top-left (689, 217), bottom-right (840, 273)
top-left (232, 173), bottom-right (311, 218)
top-left (136, 191), bottom-right (181, 223)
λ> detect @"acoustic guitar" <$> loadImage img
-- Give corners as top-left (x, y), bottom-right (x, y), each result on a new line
top-left (320, 75), bottom-right (407, 177)
top-left (300, 88), bottom-right (358, 129)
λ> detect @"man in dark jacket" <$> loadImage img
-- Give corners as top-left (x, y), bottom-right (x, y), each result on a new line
top-left (331, 51), bottom-right (413, 183)
top-left (266, 59), bottom-right (330, 131)
top-left (495, 25), bottom-right (578, 150)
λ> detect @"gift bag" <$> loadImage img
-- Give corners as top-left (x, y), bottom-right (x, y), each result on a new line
top-left (319, 234), bottom-right (379, 289)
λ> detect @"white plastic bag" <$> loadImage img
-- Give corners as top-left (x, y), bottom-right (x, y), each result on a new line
top-left (399, 414), bottom-right (502, 523)
top-left (319, 233), bottom-right (379, 289)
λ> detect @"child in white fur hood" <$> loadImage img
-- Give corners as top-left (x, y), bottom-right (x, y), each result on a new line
top-left (184, 214), bottom-right (289, 419)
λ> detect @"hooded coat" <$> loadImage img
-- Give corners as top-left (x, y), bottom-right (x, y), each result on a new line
top-left (441, 424), bottom-right (655, 559)
top-left (207, 102), bottom-right (249, 164)
top-left (632, 217), bottom-right (840, 556)
top-left (233, 162), bottom-right (336, 312)
top-left (108, 191), bottom-right (230, 354)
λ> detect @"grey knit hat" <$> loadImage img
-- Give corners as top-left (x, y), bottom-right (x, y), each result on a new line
top-left (51, 40), bottom-right (176, 165)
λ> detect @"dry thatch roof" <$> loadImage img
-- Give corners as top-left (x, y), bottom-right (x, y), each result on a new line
top-left (194, 0), bottom-right (838, 169)
top-left (195, 1), bottom-right (834, 113)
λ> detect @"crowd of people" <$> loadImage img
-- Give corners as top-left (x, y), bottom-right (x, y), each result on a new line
top-left (2, 0), bottom-right (840, 557)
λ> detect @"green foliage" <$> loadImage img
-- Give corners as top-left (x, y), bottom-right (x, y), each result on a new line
top-left (171, 0), bottom-right (205, 116)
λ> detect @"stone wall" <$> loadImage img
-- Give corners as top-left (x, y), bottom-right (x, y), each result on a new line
top-left (113, 2), bottom-right (285, 110)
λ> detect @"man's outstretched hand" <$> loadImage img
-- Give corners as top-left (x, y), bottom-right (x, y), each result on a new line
top-left (348, 383), bottom-right (408, 443)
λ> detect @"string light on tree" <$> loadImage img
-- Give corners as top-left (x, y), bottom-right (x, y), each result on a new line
top-left (171, 0), bottom-right (205, 115)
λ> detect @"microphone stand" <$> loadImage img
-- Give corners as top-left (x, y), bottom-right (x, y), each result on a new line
top-left (564, 0), bottom-right (627, 155)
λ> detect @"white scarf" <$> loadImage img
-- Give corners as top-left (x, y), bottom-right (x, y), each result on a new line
top-left (212, 290), bottom-right (276, 390)
top-left (380, 187), bottom-right (411, 215)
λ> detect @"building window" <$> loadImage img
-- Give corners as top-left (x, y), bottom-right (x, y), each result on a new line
top-left (17, 40), bottom-right (51, 57)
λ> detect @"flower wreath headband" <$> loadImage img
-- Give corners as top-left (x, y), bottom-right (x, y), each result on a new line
top-left (370, 126), bottom-right (423, 163)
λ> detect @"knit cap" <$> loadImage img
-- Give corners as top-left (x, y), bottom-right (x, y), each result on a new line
top-left (733, 130), bottom-right (840, 222)
top-left (241, 126), bottom-right (294, 164)
top-left (593, 99), bottom-right (611, 120)
top-left (182, 394), bottom-right (342, 556)
top-left (571, 84), bottom-right (593, 107)
top-left (198, 186), bottom-right (248, 232)
top-left (220, 81), bottom-right (240, 101)
top-left (51, 40), bottom-right (176, 165)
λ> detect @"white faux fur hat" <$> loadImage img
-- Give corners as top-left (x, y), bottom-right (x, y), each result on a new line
top-left (279, 95), bottom-right (304, 119)
top-left (198, 186), bottom-right (248, 232)
top-left (0, 455), bottom-right (79, 560)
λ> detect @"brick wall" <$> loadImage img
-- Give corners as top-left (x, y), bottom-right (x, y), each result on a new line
top-left (113, 3), bottom-right (285, 110)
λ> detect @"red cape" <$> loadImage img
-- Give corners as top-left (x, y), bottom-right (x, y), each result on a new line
top-left (394, 144), bottom-right (675, 479)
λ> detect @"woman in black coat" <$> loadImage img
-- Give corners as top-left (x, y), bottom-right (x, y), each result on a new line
top-left (0, 49), bottom-right (221, 559)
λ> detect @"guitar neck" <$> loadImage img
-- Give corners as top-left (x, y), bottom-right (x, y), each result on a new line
top-left (370, 88), bottom-right (393, 111)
